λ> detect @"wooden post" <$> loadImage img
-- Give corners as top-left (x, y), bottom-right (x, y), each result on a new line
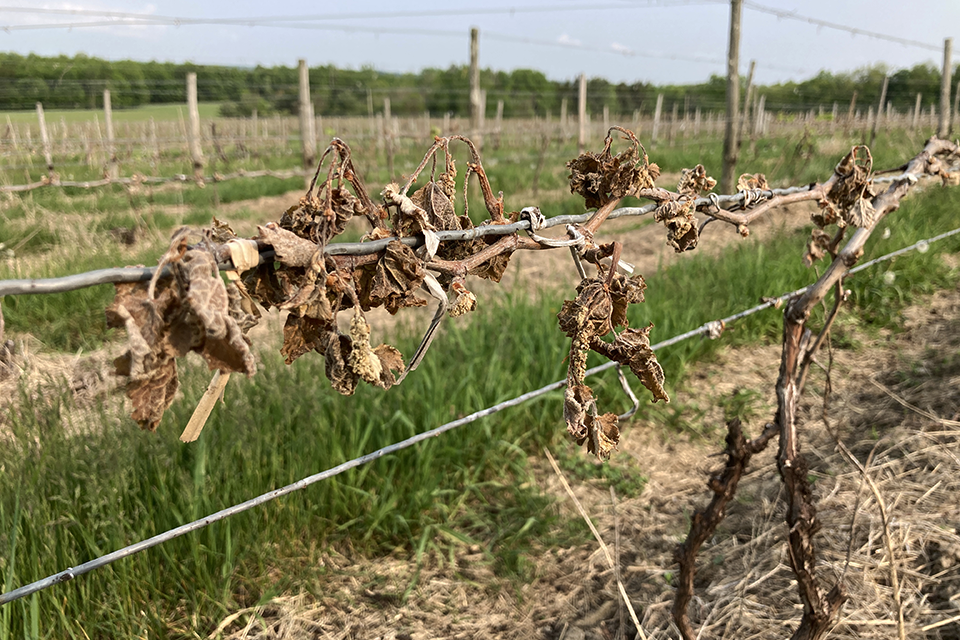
top-left (831, 102), bottom-right (838, 132)
top-left (298, 59), bottom-right (317, 186)
top-left (494, 99), bottom-right (503, 149)
top-left (954, 80), bottom-right (960, 134)
top-left (469, 27), bottom-right (482, 147)
top-left (186, 72), bottom-right (204, 180)
top-left (939, 37), bottom-right (953, 137)
top-left (442, 112), bottom-right (450, 135)
top-left (560, 97), bottom-right (568, 132)
top-left (652, 93), bottom-right (663, 143)
top-left (35, 102), bottom-right (54, 179)
top-left (869, 75), bottom-right (888, 147)
top-left (669, 102), bottom-right (678, 144)
top-left (739, 59), bottom-right (756, 142)
top-left (913, 93), bottom-right (922, 129)
top-left (59, 116), bottom-right (69, 156)
top-left (103, 89), bottom-right (119, 179)
top-left (602, 104), bottom-right (609, 135)
top-left (577, 73), bottom-right (587, 153)
top-left (847, 91), bottom-right (858, 123)
top-left (149, 117), bottom-right (159, 173)
top-left (753, 95), bottom-right (765, 137)
top-left (694, 106), bottom-right (701, 136)
top-left (384, 97), bottom-right (394, 178)
top-left (721, 0), bottom-right (742, 194)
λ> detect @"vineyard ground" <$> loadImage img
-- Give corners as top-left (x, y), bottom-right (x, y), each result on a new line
top-left (207, 277), bottom-right (960, 639)
top-left (1, 132), bottom-right (959, 637)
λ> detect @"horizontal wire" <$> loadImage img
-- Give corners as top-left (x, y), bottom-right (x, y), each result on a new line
top-left (0, 183), bottom-right (818, 296)
top-left (1, 222), bottom-right (955, 606)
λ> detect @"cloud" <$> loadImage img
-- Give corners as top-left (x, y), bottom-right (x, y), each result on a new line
top-left (557, 33), bottom-right (582, 47)
top-left (610, 42), bottom-right (634, 56)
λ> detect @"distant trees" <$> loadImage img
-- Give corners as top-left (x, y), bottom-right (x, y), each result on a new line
top-left (0, 53), bottom-right (956, 120)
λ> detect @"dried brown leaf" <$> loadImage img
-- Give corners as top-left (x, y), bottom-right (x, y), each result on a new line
top-left (567, 130), bottom-right (656, 208)
top-left (322, 330), bottom-right (360, 396)
top-left (258, 223), bottom-right (320, 269)
top-left (736, 173), bottom-right (768, 191)
top-left (654, 200), bottom-right (699, 252)
top-left (678, 165), bottom-right (717, 197)
top-left (803, 229), bottom-right (833, 267)
top-left (586, 412), bottom-right (620, 460)
top-left (564, 384), bottom-right (593, 444)
top-left (355, 240), bottom-right (426, 314)
top-left (590, 324), bottom-right (669, 403)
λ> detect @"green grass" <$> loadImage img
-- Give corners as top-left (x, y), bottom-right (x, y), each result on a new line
top-left (0, 131), bottom-right (959, 637)
top-left (1, 103), bottom-right (223, 125)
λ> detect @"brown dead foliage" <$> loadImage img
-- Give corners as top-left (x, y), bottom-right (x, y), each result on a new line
top-left (567, 127), bottom-right (660, 209)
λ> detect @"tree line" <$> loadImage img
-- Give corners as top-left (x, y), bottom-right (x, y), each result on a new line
top-left (0, 52), bottom-right (956, 119)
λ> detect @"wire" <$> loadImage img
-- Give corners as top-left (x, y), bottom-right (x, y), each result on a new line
top-left (0, 182), bottom-right (820, 296)
top-left (0, 222), bottom-right (955, 606)
top-left (742, 0), bottom-right (942, 52)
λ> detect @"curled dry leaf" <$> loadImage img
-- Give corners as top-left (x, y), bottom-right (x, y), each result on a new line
top-left (382, 183), bottom-right (436, 236)
top-left (589, 324), bottom-right (669, 404)
top-left (355, 240), bottom-right (426, 314)
top-left (558, 272), bottom-right (662, 459)
top-left (678, 165), bottom-right (717, 197)
top-left (107, 240), bottom-right (256, 431)
top-left (815, 145), bottom-right (876, 229)
top-left (449, 282), bottom-right (478, 317)
top-left (567, 128), bottom-right (659, 209)
top-left (654, 200), bottom-right (699, 253)
top-left (736, 173), bottom-right (769, 191)
top-left (803, 228), bottom-right (834, 267)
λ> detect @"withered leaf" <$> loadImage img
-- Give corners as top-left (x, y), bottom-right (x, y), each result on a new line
top-left (609, 274), bottom-right (646, 329)
top-left (803, 229), bottom-right (833, 267)
top-left (589, 324), bottom-right (669, 404)
top-left (678, 165), bottom-right (717, 197)
top-left (258, 223), bottom-right (320, 269)
top-left (816, 145), bottom-right (874, 230)
top-left (281, 313), bottom-right (330, 364)
top-left (654, 200), bottom-right (699, 252)
top-left (383, 183), bottom-right (436, 237)
top-left (736, 173), bottom-right (768, 191)
top-left (467, 250), bottom-right (513, 283)
top-left (843, 197), bottom-right (877, 229)
top-left (410, 181), bottom-right (459, 231)
top-left (558, 278), bottom-right (615, 340)
top-left (355, 240), bottom-right (426, 314)
top-left (372, 344), bottom-right (405, 389)
top-left (322, 331), bottom-right (360, 396)
top-left (564, 384), bottom-right (593, 444)
top-left (348, 306), bottom-right (383, 384)
top-left (586, 412), bottom-right (620, 460)
top-left (567, 131), bottom-right (657, 208)
top-left (106, 242), bottom-right (255, 431)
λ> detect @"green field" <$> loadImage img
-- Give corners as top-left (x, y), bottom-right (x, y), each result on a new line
top-left (0, 127), bottom-right (958, 638)
top-left (1, 102), bottom-right (224, 125)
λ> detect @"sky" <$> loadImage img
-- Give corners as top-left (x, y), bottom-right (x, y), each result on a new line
top-left (0, 0), bottom-right (956, 86)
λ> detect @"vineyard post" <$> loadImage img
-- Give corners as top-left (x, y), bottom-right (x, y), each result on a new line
top-left (694, 106), bottom-right (701, 137)
top-left (578, 73), bottom-right (587, 153)
top-left (560, 97), bottom-right (569, 141)
top-left (35, 102), bottom-right (54, 180)
top-left (869, 74), bottom-right (888, 147)
top-left (939, 37), bottom-right (953, 137)
top-left (739, 59), bottom-right (756, 144)
top-left (954, 78), bottom-right (960, 133)
top-left (383, 98), bottom-right (394, 177)
top-left (602, 105), bottom-right (609, 138)
top-left (59, 116), bottom-right (68, 157)
top-left (494, 99), bottom-right (503, 149)
top-left (186, 72), bottom-right (204, 180)
top-left (913, 93), bottom-right (922, 129)
top-left (669, 102), bottom-right (678, 145)
top-left (298, 59), bottom-right (317, 188)
top-left (148, 117), bottom-right (159, 174)
top-left (652, 93), bottom-right (663, 143)
top-left (721, 0), bottom-right (742, 193)
top-left (469, 27), bottom-right (482, 149)
top-left (103, 89), bottom-right (119, 180)
top-left (831, 102), bottom-right (838, 133)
